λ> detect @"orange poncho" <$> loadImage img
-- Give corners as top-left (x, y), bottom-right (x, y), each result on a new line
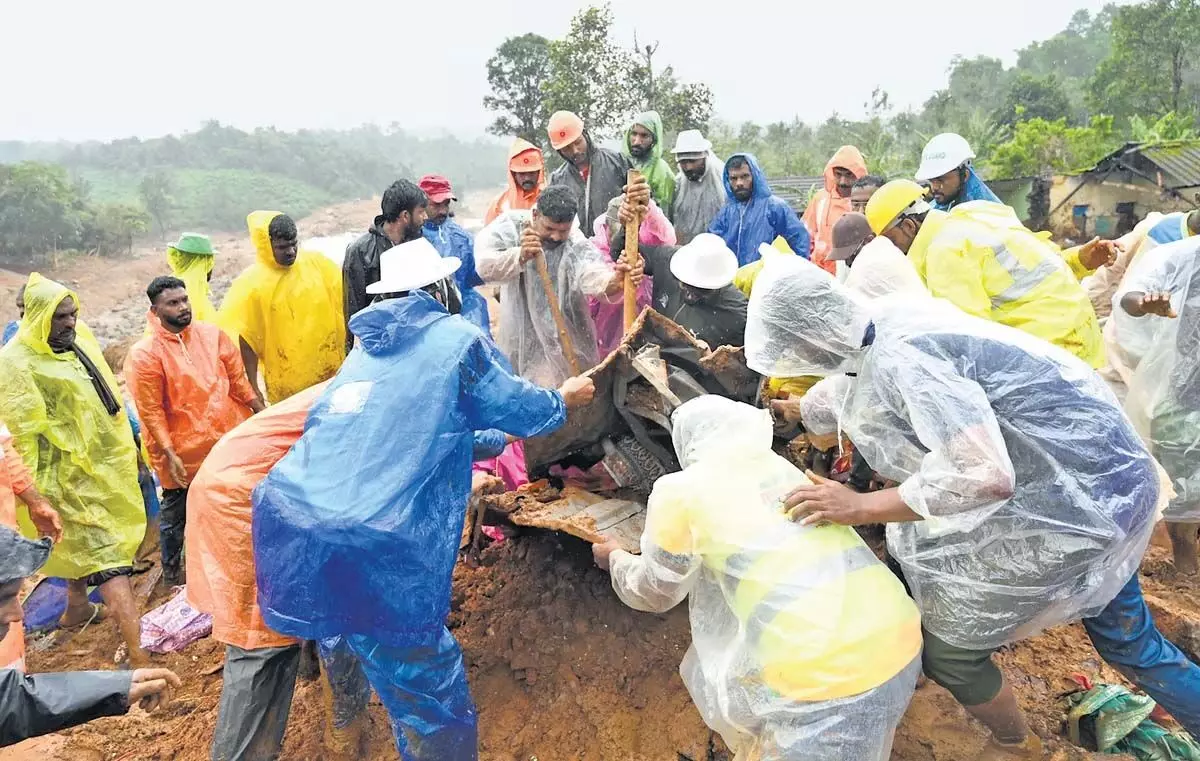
top-left (803, 146), bottom-right (867, 274)
top-left (0, 427), bottom-right (34, 670)
top-left (484, 138), bottom-right (545, 225)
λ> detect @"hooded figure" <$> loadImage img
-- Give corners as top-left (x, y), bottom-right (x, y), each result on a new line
top-left (165, 233), bottom-right (218, 324)
top-left (746, 257), bottom-right (1200, 747)
top-left (218, 211), bottom-right (346, 404)
top-left (709, 153), bottom-right (811, 267)
top-left (252, 289), bottom-right (572, 759)
top-left (485, 138), bottom-right (545, 225)
top-left (931, 165), bottom-right (1000, 211)
top-left (803, 146), bottom-right (868, 274)
top-left (0, 274), bottom-right (145, 581)
top-left (605, 395), bottom-right (922, 761)
top-left (670, 147), bottom-right (726, 246)
top-left (622, 110), bottom-right (676, 212)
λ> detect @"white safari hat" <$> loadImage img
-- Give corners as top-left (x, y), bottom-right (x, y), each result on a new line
top-left (366, 238), bottom-right (461, 295)
top-left (670, 233), bottom-right (739, 290)
top-left (671, 129), bottom-right (712, 157)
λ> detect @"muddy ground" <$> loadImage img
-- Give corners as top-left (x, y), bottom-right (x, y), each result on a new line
top-left (1, 200), bottom-right (1196, 760)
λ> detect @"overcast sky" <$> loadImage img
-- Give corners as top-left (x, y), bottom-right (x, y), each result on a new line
top-left (2, 0), bottom-right (1121, 143)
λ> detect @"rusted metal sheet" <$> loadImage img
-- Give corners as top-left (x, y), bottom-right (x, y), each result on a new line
top-left (483, 481), bottom-right (646, 553)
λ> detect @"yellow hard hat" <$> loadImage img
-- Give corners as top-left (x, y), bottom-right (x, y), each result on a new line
top-left (865, 179), bottom-right (928, 234)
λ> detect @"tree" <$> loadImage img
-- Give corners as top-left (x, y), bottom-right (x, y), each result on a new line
top-left (542, 5), bottom-right (638, 138)
top-left (982, 116), bottom-right (1118, 178)
top-left (0, 162), bottom-right (85, 262)
top-left (483, 34), bottom-right (553, 146)
top-left (1089, 0), bottom-right (1200, 122)
top-left (626, 35), bottom-right (714, 133)
top-left (1000, 74), bottom-right (1073, 126)
top-left (1129, 111), bottom-right (1199, 141)
top-left (139, 171), bottom-right (174, 236)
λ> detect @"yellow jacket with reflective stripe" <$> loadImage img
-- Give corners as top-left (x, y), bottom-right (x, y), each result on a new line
top-left (909, 203), bottom-right (1105, 368)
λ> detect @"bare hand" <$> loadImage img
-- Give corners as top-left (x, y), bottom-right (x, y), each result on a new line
top-left (129, 667), bottom-right (182, 713)
top-left (592, 538), bottom-right (622, 572)
top-left (618, 198), bottom-right (640, 227)
top-left (165, 452), bottom-right (188, 487)
top-left (783, 470), bottom-right (870, 526)
top-left (558, 376), bottom-right (596, 409)
top-left (770, 397), bottom-right (803, 425)
top-left (520, 228), bottom-right (543, 265)
top-left (613, 254), bottom-right (645, 288)
top-left (26, 500), bottom-right (63, 543)
top-left (1140, 291), bottom-right (1178, 318)
top-left (1079, 237), bottom-right (1121, 270)
top-left (623, 178), bottom-right (651, 207)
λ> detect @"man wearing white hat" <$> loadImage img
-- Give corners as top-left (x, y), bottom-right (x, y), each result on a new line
top-left (669, 130), bottom-right (726, 246)
top-left (253, 237), bottom-right (595, 761)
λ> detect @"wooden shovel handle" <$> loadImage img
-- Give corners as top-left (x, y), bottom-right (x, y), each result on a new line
top-left (533, 251), bottom-right (582, 377)
top-left (623, 168), bottom-right (645, 332)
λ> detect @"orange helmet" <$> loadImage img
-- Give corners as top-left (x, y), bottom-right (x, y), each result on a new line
top-left (509, 147), bottom-right (544, 172)
top-left (547, 111), bottom-right (585, 150)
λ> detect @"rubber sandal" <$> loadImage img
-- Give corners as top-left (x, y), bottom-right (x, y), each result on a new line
top-left (59, 601), bottom-right (107, 633)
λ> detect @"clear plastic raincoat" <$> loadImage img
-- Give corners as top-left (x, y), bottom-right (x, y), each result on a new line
top-left (252, 291), bottom-right (568, 645)
top-left (610, 396), bottom-right (921, 760)
top-left (1119, 240), bottom-right (1200, 522)
top-left (745, 257), bottom-right (1160, 650)
top-left (843, 237), bottom-right (929, 301)
top-left (671, 151), bottom-right (726, 246)
top-left (218, 211), bottom-right (346, 404)
top-left (709, 154), bottom-right (811, 267)
top-left (799, 375), bottom-right (853, 439)
top-left (167, 246), bottom-right (217, 324)
top-left (476, 210), bottom-right (616, 386)
top-left (0, 274), bottom-right (145, 579)
top-left (907, 202), bottom-right (1106, 368)
top-left (1109, 238), bottom-right (1195, 379)
top-left (623, 110), bottom-right (676, 212)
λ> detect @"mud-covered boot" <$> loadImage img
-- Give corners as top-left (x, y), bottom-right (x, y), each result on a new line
top-left (974, 734), bottom-right (1044, 760)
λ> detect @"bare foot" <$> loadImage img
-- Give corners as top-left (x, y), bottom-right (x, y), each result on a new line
top-left (1168, 522), bottom-right (1200, 576)
top-left (59, 602), bottom-right (106, 630)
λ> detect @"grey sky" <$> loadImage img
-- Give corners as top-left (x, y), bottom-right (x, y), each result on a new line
top-left (2, 0), bottom-right (1120, 142)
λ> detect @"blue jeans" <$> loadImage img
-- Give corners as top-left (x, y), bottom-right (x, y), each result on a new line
top-left (320, 628), bottom-right (477, 760)
top-left (1083, 573), bottom-right (1200, 738)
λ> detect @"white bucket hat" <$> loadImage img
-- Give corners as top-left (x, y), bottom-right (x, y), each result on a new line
top-left (670, 233), bottom-right (738, 290)
top-left (672, 129), bottom-right (712, 157)
top-left (366, 238), bottom-right (461, 295)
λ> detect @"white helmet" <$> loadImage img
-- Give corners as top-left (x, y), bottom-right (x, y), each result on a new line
top-left (915, 133), bottom-right (975, 181)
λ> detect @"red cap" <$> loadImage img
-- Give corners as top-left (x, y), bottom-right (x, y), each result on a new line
top-left (418, 174), bottom-right (456, 203)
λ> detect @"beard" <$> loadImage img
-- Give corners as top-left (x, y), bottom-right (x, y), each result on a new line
top-left (165, 312), bottom-right (193, 329)
top-left (403, 221), bottom-right (423, 241)
top-left (733, 188), bottom-right (753, 202)
top-left (630, 144), bottom-right (651, 160)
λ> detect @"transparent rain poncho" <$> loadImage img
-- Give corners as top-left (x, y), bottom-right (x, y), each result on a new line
top-left (1109, 238), bottom-right (1196, 381)
top-left (1119, 240), bottom-right (1200, 522)
top-left (609, 395), bottom-right (922, 761)
top-left (799, 375), bottom-right (853, 438)
top-left (842, 237), bottom-right (929, 301)
top-left (746, 257), bottom-right (1160, 650)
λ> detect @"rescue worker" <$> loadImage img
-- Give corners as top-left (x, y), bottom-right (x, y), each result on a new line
top-left (126, 276), bottom-right (264, 587)
top-left (0, 274), bottom-right (149, 666)
top-left (1085, 211), bottom-right (1164, 321)
top-left (1144, 208), bottom-right (1200, 249)
top-left (827, 212), bottom-right (928, 300)
top-left (547, 110), bottom-right (633, 229)
top-left (419, 174), bottom-right (491, 336)
top-left (623, 110), bottom-right (675, 212)
top-left (669, 129), bottom-right (725, 245)
top-left (915, 133), bottom-right (1001, 210)
top-left (747, 257), bottom-right (1200, 758)
top-left (477, 185), bottom-right (642, 387)
top-left (187, 381), bottom-right (373, 761)
top-left (0, 416), bottom-right (61, 672)
top-left (1115, 237), bottom-right (1200, 574)
top-left (484, 138), bottom-right (545, 225)
top-left (850, 175), bottom-right (885, 214)
top-left (0, 525), bottom-right (181, 746)
top-left (865, 180), bottom-right (1114, 368)
top-left (165, 233), bottom-right (218, 323)
top-left (220, 211), bottom-right (345, 404)
top-left (342, 180), bottom-right (427, 352)
top-left (252, 242), bottom-right (599, 761)
top-left (2, 286), bottom-right (25, 346)
top-left (709, 153), bottom-right (810, 267)
top-left (592, 395), bottom-right (922, 760)
top-left (803, 146), bottom-right (868, 274)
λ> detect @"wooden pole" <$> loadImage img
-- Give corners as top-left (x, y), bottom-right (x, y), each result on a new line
top-left (533, 250), bottom-right (582, 377)
top-left (623, 168), bottom-right (645, 332)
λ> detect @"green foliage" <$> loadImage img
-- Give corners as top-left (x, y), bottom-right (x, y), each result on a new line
top-left (542, 6), bottom-right (637, 138)
top-left (139, 171), bottom-right (174, 236)
top-left (1129, 111), bottom-right (1199, 141)
top-left (484, 34), bottom-right (553, 146)
top-left (1000, 74), bottom-right (1073, 126)
top-left (982, 116), bottom-right (1119, 178)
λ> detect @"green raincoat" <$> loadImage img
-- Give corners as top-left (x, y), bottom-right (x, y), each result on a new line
top-left (624, 110), bottom-right (676, 212)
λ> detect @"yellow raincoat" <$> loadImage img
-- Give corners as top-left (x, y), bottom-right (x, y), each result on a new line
top-left (909, 203), bottom-right (1105, 368)
top-left (167, 246), bottom-right (217, 324)
top-left (218, 211), bottom-right (345, 404)
top-left (0, 274), bottom-right (145, 578)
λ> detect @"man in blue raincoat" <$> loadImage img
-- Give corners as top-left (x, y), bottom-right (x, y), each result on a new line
top-left (251, 240), bottom-right (595, 761)
top-left (708, 153), bottom-right (811, 267)
top-left (419, 174), bottom-right (492, 337)
top-left (915, 132), bottom-right (1001, 211)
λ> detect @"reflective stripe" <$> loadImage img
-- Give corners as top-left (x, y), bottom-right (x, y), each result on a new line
top-left (986, 239), bottom-right (1063, 308)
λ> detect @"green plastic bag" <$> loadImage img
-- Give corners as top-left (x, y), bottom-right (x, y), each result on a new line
top-left (1067, 685), bottom-right (1200, 760)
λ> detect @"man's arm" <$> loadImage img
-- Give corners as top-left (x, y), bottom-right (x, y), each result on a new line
top-left (458, 338), bottom-right (569, 439)
top-left (126, 352), bottom-right (174, 465)
top-left (773, 200), bottom-right (812, 259)
top-left (3, 434), bottom-right (60, 541)
top-left (341, 244), bottom-right (368, 354)
top-left (0, 669), bottom-right (131, 746)
top-left (218, 332), bottom-right (266, 413)
top-left (472, 429), bottom-right (508, 461)
top-left (923, 240), bottom-right (994, 319)
top-left (475, 218), bottom-right (525, 283)
top-left (238, 338), bottom-right (264, 406)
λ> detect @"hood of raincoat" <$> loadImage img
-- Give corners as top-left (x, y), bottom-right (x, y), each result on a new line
top-left (15, 273), bottom-right (77, 356)
top-left (745, 256), bottom-right (870, 378)
top-left (166, 247), bottom-right (217, 323)
top-left (723, 153), bottom-right (772, 203)
top-left (822, 146), bottom-right (867, 197)
top-left (671, 395), bottom-right (773, 468)
top-left (349, 290), bottom-right (451, 356)
top-left (248, 210), bottom-right (287, 270)
top-left (933, 166), bottom-right (1000, 211)
top-left (624, 110), bottom-right (666, 166)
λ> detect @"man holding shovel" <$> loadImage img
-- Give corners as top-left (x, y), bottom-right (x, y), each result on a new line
top-left (477, 184), bottom-right (645, 387)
